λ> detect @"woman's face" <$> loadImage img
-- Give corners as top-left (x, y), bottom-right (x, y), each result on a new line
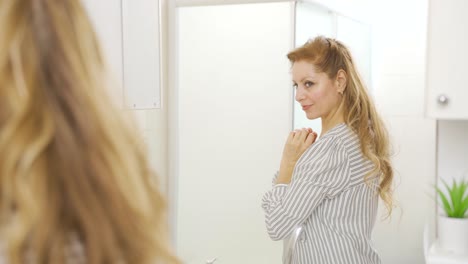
top-left (291, 60), bottom-right (342, 121)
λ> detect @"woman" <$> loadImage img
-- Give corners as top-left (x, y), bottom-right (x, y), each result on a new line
top-left (0, 0), bottom-right (179, 263)
top-left (262, 36), bottom-right (393, 264)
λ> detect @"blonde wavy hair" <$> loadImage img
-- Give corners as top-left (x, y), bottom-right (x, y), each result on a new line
top-left (287, 36), bottom-right (394, 217)
top-left (0, 0), bottom-right (179, 263)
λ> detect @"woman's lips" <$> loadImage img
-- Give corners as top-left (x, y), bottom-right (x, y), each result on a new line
top-left (302, 104), bottom-right (312, 111)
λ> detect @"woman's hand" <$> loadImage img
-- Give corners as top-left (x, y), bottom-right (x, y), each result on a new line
top-left (276, 128), bottom-right (317, 184)
top-left (282, 128), bottom-right (317, 164)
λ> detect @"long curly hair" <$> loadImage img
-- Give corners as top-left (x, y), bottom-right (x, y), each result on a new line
top-left (287, 36), bottom-right (394, 218)
top-left (0, 0), bottom-right (179, 263)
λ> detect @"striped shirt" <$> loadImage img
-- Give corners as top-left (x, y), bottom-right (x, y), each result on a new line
top-left (262, 123), bottom-right (381, 264)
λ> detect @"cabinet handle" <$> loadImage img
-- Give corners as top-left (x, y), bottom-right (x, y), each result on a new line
top-left (437, 94), bottom-right (449, 105)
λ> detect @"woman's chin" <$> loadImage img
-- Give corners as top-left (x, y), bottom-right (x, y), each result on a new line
top-left (305, 113), bottom-right (320, 120)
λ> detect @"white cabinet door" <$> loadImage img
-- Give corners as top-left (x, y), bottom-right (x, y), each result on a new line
top-left (82, 0), bottom-right (161, 109)
top-left (82, 0), bottom-right (124, 106)
top-left (121, 0), bottom-right (161, 109)
top-left (426, 0), bottom-right (468, 119)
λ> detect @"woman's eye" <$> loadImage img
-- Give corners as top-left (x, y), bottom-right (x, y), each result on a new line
top-left (292, 83), bottom-right (298, 89)
top-left (305, 81), bottom-right (314, 88)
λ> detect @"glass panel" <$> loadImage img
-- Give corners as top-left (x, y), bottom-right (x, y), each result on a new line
top-left (336, 15), bottom-right (372, 92)
top-left (294, 2), bottom-right (334, 134)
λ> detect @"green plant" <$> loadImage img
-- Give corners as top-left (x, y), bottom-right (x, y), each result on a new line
top-left (437, 179), bottom-right (468, 218)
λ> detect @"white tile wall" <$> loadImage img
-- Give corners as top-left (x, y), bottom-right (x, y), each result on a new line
top-left (373, 117), bottom-right (436, 263)
top-left (374, 74), bottom-right (426, 117)
top-left (437, 120), bottom-right (468, 183)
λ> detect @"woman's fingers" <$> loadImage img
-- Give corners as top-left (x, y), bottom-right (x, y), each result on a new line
top-left (287, 130), bottom-right (296, 142)
top-left (293, 128), bottom-right (312, 144)
top-left (282, 128), bottom-right (317, 164)
top-left (305, 131), bottom-right (318, 146)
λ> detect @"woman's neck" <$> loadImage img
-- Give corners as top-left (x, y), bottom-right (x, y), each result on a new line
top-left (320, 103), bottom-right (345, 137)
top-left (321, 119), bottom-right (344, 137)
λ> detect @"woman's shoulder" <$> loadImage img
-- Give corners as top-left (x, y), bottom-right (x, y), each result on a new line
top-left (299, 124), bottom-right (357, 164)
top-left (316, 124), bottom-right (355, 148)
top-left (293, 125), bottom-right (354, 183)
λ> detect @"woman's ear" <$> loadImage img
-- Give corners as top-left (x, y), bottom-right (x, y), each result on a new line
top-left (336, 69), bottom-right (347, 94)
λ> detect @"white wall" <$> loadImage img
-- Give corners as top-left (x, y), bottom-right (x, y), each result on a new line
top-left (82, 0), bottom-right (170, 193)
top-left (438, 120), bottom-right (468, 184)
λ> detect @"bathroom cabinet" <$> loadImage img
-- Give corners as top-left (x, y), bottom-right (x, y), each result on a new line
top-left (82, 0), bottom-right (161, 109)
top-left (426, 0), bottom-right (468, 119)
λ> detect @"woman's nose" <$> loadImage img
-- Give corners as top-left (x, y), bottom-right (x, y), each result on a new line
top-left (295, 87), bottom-right (305, 102)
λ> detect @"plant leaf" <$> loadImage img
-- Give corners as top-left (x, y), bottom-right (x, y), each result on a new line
top-left (437, 188), bottom-right (453, 217)
top-left (460, 181), bottom-right (468, 217)
top-left (440, 179), bottom-right (455, 216)
top-left (453, 179), bottom-right (464, 217)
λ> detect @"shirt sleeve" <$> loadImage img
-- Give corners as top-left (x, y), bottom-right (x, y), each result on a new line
top-left (261, 138), bottom-right (350, 240)
top-left (271, 171), bottom-right (288, 187)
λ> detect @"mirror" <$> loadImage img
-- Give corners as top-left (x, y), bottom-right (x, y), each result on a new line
top-left (173, 0), bottom-right (433, 263)
top-left (175, 2), bottom-right (372, 263)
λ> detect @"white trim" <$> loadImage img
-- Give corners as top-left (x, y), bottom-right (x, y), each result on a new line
top-left (157, 0), bottom-right (163, 109)
top-left (435, 120), bottom-right (439, 239)
top-left (167, 0), bottom-right (180, 250)
top-left (176, 0), bottom-right (291, 7)
top-left (424, 0), bottom-right (432, 118)
top-left (154, 0), bottom-right (163, 110)
top-left (289, 0), bottom-right (296, 131)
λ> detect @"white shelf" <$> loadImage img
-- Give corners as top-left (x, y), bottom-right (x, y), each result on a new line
top-left (426, 241), bottom-right (468, 264)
